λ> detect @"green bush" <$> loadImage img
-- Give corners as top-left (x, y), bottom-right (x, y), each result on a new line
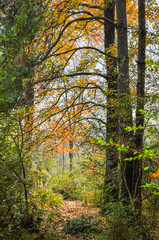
top-left (104, 202), bottom-right (144, 240)
top-left (51, 172), bottom-right (82, 200)
top-left (50, 171), bottom-right (104, 204)
top-left (32, 186), bottom-right (63, 208)
top-left (0, 204), bottom-right (43, 239)
top-left (64, 215), bottom-right (99, 234)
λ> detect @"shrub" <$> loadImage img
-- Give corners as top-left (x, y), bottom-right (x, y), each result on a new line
top-left (0, 203), bottom-right (43, 239)
top-left (32, 186), bottom-right (63, 208)
top-left (51, 172), bottom-right (82, 200)
top-left (104, 202), bottom-right (144, 240)
top-left (64, 215), bottom-right (99, 234)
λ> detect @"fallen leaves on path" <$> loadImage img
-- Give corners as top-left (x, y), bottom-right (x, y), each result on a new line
top-left (60, 200), bottom-right (100, 221)
top-left (46, 200), bottom-right (100, 240)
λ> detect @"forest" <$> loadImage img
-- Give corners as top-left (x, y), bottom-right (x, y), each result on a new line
top-left (0, 0), bottom-right (158, 239)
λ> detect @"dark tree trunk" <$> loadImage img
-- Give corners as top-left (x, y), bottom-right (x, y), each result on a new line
top-left (69, 140), bottom-right (73, 172)
top-left (25, 80), bottom-right (34, 151)
top-left (104, 0), bottom-right (119, 202)
top-left (62, 146), bottom-right (65, 175)
top-left (115, 0), bottom-right (135, 203)
top-left (68, 112), bottom-right (74, 173)
top-left (135, 0), bottom-right (146, 212)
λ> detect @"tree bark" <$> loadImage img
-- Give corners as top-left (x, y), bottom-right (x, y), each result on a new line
top-left (104, 0), bottom-right (119, 202)
top-left (69, 139), bottom-right (73, 172)
top-left (135, 0), bottom-right (146, 212)
top-left (116, 0), bottom-right (135, 203)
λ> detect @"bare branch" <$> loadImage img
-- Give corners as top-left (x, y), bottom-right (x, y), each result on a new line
top-left (81, 3), bottom-right (104, 11)
top-left (50, 46), bottom-right (117, 60)
top-left (39, 16), bottom-right (115, 63)
top-left (34, 72), bottom-right (109, 85)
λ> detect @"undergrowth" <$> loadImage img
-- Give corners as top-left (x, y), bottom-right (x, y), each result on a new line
top-left (64, 215), bottom-right (100, 234)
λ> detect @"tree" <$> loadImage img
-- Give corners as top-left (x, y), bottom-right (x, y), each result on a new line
top-left (0, 0), bottom-right (44, 233)
top-left (135, 0), bottom-right (146, 212)
top-left (115, 0), bottom-right (135, 204)
top-left (104, 0), bottom-right (119, 202)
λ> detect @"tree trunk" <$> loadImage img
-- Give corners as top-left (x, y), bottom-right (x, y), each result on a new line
top-left (62, 145), bottom-right (65, 175)
top-left (64, 87), bottom-right (74, 173)
top-left (104, 0), bottom-right (119, 202)
top-left (135, 0), bottom-right (146, 212)
top-left (25, 79), bottom-right (34, 151)
top-left (69, 139), bottom-right (73, 172)
top-left (116, 0), bottom-right (134, 203)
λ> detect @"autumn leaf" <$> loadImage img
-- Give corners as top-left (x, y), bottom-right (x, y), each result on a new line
top-left (150, 169), bottom-right (159, 178)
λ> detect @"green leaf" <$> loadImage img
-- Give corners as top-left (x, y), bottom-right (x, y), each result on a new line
top-left (125, 126), bottom-right (132, 131)
top-left (124, 157), bottom-right (133, 161)
top-left (139, 109), bottom-right (145, 115)
top-left (96, 139), bottom-right (105, 146)
top-left (144, 166), bottom-right (149, 171)
top-left (133, 151), bottom-right (138, 155)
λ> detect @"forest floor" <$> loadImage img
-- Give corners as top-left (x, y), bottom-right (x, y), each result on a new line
top-left (38, 200), bottom-right (159, 240)
top-left (41, 200), bottom-right (102, 240)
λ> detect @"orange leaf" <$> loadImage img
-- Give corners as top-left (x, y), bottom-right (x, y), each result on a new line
top-left (150, 172), bottom-right (159, 178)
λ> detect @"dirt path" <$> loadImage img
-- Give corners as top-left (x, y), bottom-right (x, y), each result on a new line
top-left (50, 200), bottom-right (100, 240)
top-left (60, 200), bottom-right (100, 220)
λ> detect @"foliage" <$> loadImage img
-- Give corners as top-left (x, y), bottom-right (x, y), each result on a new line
top-left (50, 171), bottom-right (81, 200)
top-left (64, 215), bottom-right (100, 234)
top-left (31, 186), bottom-right (63, 208)
top-left (0, 0), bottom-right (44, 112)
top-left (0, 203), bottom-right (43, 239)
top-left (50, 159), bottom-right (104, 205)
top-left (0, 108), bottom-right (30, 234)
top-left (141, 196), bottom-right (159, 240)
top-left (104, 203), bottom-right (145, 240)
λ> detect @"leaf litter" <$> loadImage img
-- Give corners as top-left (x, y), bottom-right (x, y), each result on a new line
top-left (43, 200), bottom-right (101, 240)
